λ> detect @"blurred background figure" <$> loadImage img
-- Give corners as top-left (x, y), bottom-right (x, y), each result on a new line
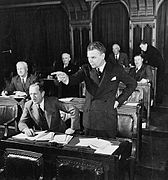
top-left (52, 53), bottom-right (79, 98)
top-left (139, 41), bottom-right (165, 104)
top-left (108, 43), bottom-right (130, 68)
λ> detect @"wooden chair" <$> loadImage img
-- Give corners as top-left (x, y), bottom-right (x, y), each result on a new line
top-left (3, 148), bottom-right (43, 180)
top-left (0, 97), bottom-right (21, 137)
top-left (117, 104), bottom-right (142, 180)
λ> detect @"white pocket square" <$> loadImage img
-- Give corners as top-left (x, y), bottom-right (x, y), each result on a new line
top-left (111, 76), bottom-right (116, 81)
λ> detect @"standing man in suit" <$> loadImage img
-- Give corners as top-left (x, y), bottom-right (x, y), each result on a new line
top-left (18, 81), bottom-right (80, 136)
top-left (108, 43), bottom-right (129, 68)
top-left (54, 41), bottom-right (137, 138)
top-left (139, 41), bottom-right (165, 104)
top-left (2, 61), bottom-right (37, 97)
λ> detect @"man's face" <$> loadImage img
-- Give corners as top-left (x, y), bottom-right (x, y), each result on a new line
top-left (87, 49), bottom-right (105, 69)
top-left (62, 53), bottom-right (70, 66)
top-left (112, 46), bottom-right (119, 55)
top-left (16, 63), bottom-right (27, 77)
top-left (139, 43), bottom-right (147, 52)
top-left (134, 56), bottom-right (143, 68)
top-left (29, 85), bottom-right (45, 104)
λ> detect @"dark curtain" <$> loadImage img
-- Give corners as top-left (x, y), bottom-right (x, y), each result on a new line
top-left (157, 0), bottom-right (168, 74)
top-left (0, 5), bottom-right (70, 77)
top-left (92, 1), bottom-right (129, 59)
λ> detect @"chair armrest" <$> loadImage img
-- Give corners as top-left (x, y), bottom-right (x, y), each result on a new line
top-left (3, 117), bottom-right (19, 137)
top-left (3, 117), bottom-right (16, 126)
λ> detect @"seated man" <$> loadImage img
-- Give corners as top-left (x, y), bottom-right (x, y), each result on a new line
top-left (2, 61), bottom-right (37, 97)
top-left (108, 43), bottom-right (130, 68)
top-left (18, 81), bottom-right (80, 136)
top-left (129, 54), bottom-right (153, 120)
top-left (129, 54), bottom-right (153, 84)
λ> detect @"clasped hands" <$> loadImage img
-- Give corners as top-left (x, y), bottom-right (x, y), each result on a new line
top-left (51, 71), bottom-right (69, 85)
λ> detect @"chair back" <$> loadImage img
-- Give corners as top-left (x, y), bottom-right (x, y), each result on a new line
top-left (4, 148), bottom-right (43, 180)
top-left (0, 97), bottom-right (20, 137)
top-left (117, 104), bottom-right (142, 162)
top-left (0, 97), bottom-right (18, 124)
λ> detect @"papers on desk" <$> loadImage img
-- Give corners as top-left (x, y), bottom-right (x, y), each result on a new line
top-left (12, 131), bottom-right (72, 144)
top-left (9, 95), bottom-right (25, 99)
top-left (94, 145), bottom-right (119, 155)
top-left (76, 137), bottom-right (119, 155)
top-left (50, 134), bottom-right (73, 145)
top-left (12, 131), bottom-right (55, 142)
top-left (124, 102), bottom-right (139, 106)
top-left (59, 97), bottom-right (73, 102)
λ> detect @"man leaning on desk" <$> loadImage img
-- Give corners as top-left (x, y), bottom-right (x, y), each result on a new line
top-left (1, 61), bottom-right (37, 97)
top-left (52, 41), bottom-right (137, 138)
top-left (18, 81), bottom-right (80, 136)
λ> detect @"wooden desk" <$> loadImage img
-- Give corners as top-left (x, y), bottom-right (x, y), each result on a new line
top-left (0, 135), bottom-right (131, 180)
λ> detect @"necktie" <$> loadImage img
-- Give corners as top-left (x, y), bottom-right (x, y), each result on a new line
top-left (38, 105), bottom-right (49, 130)
top-left (21, 78), bottom-right (25, 90)
top-left (115, 55), bottom-right (118, 60)
top-left (96, 68), bottom-right (102, 79)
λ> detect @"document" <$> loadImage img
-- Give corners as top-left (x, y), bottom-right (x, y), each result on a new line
top-left (75, 137), bottom-right (119, 155)
top-left (76, 137), bottom-right (111, 149)
top-left (59, 97), bottom-right (73, 102)
top-left (124, 102), bottom-right (139, 106)
top-left (50, 134), bottom-right (73, 144)
top-left (12, 131), bottom-right (54, 141)
top-left (94, 144), bottom-right (119, 155)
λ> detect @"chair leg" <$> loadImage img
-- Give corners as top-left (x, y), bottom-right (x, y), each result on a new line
top-left (128, 159), bottom-right (136, 180)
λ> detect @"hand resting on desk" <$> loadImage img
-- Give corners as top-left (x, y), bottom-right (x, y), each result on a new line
top-left (65, 128), bottom-right (75, 135)
top-left (23, 128), bottom-right (35, 137)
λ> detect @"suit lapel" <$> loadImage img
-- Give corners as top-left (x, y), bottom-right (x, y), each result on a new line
top-left (44, 97), bottom-right (53, 128)
top-left (95, 62), bottom-right (115, 96)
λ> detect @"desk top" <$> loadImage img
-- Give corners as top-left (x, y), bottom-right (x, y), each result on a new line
top-left (0, 96), bottom-right (18, 106)
top-left (0, 134), bottom-right (125, 162)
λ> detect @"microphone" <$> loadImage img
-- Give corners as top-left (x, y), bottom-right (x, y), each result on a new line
top-left (2, 49), bottom-right (12, 54)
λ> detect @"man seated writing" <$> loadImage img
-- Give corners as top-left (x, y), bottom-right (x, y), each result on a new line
top-left (18, 81), bottom-right (80, 136)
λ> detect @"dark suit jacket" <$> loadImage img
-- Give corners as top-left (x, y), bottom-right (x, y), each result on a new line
top-left (108, 52), bottom-right (129, 67)
top-left (5, 74), bottom-right (37, 95)
top-left (129, 64), bottom-right (153, 83)
top-left (18, 96), bottom-right (79, 132)
top-left (142, 45), bottom-right (164, 74)
top-left (68, 61), bottom-right (137, 135)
